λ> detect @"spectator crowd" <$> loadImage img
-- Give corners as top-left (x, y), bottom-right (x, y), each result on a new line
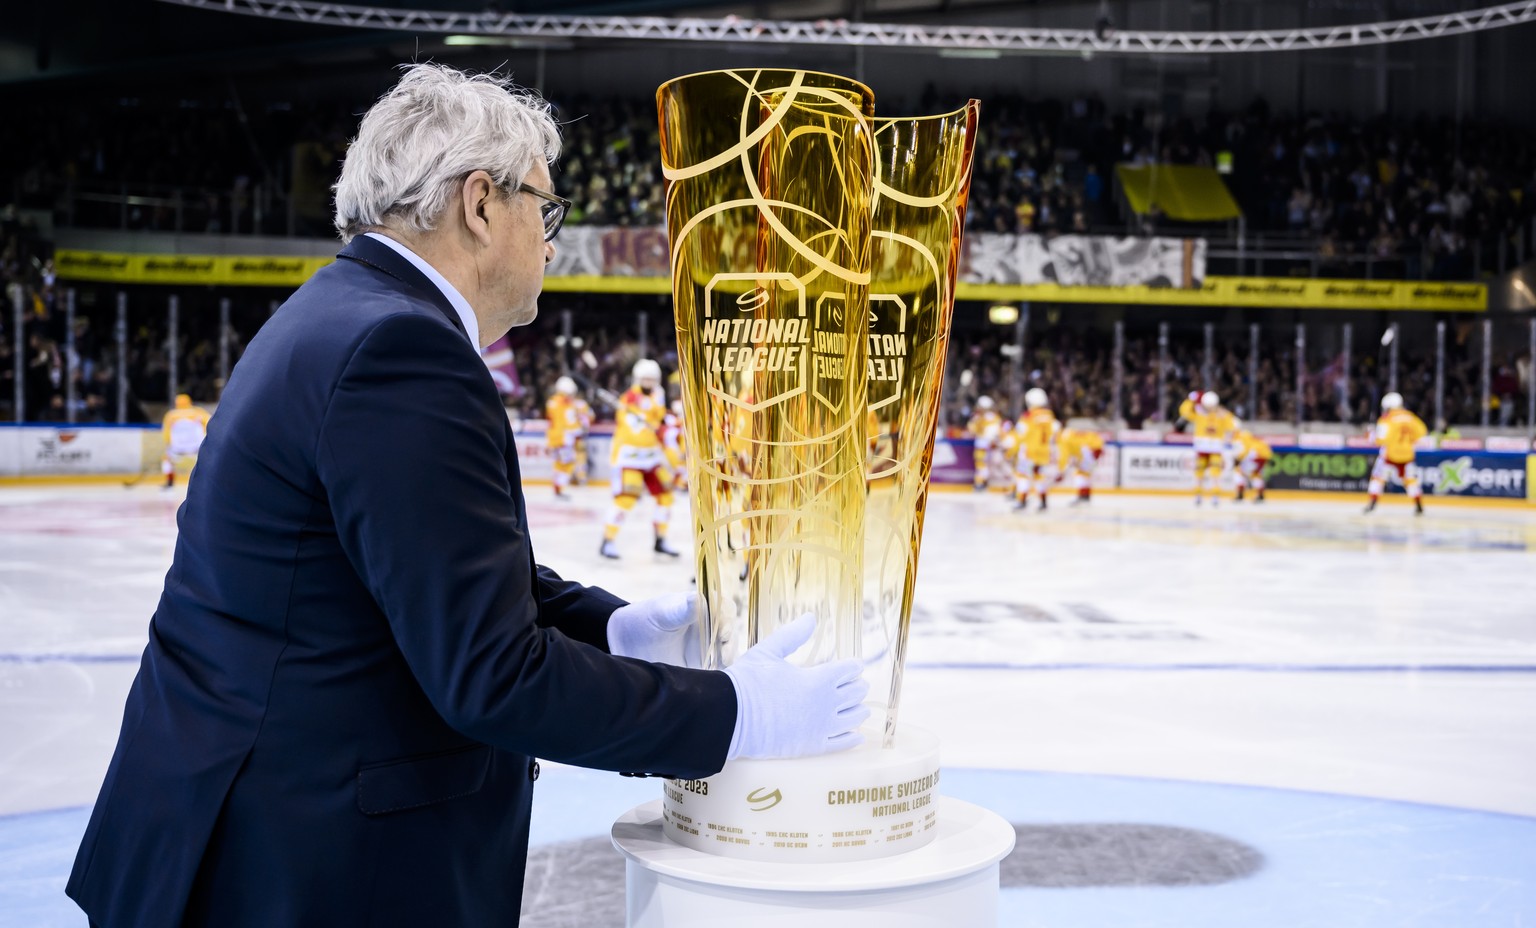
top-left (5, 82), bottom-right (1532, 430)
top-left (5, 85), bottom-right (1535, 277)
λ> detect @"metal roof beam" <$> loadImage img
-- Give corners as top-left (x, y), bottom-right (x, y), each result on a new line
top-left (149, 0), bottom-right (1536, 55)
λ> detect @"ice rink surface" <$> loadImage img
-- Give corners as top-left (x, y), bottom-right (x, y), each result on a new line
top-left (2, 482), bottom-right (1533, 926)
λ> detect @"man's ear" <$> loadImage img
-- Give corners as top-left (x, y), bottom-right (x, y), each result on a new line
top-left (460, 170), bottom-right (496, 247)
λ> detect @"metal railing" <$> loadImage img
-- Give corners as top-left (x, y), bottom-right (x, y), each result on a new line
top-left (39, 180), bottom-right (298, 237)
top-left (7, 284), bottom-right (1534, 440)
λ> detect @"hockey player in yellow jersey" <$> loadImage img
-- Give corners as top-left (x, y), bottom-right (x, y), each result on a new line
top-left (1365, 392), bottom-right (1428, 515)
top-left (1014, 388), bottom-right (1060, 511)
top-left (1056, 427), bottom-right (1105, 506)
top-left (1232, 429), bottom-right (1273, 503)
top-left (160, 394), bottom-right (211, 489)
top-left (967, 395), bottom-right (1003, 492)
top-left (544, 376), bottom-right (584, 499)
top-left (663, 399), bottom-right (688, 490)
top-left (600, 359), bottom-right (681, 558)
top-left (1177, 390), bottom-right (1238, 507)
top-left (569, 392), bottom-right (594, 485)
top-left (996, 420), bottom-right (1019, 475)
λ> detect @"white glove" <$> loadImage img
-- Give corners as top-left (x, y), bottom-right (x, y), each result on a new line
top-left (724, 614), bottom-right (870, 760)
top-left (607, 592), bottom-right (702, 668)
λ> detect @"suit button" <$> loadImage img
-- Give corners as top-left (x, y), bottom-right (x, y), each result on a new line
top-left (529, 760), bottom-right (540, 781)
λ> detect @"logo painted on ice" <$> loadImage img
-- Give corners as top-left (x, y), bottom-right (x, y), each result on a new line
top-left (746, 787), bottom-right (783, 811)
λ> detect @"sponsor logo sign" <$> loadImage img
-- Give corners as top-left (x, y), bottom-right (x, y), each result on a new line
top-left (1263, 449), bottom-right (1374, 493)
top-left (56, 250), bottom-right (333, 287)
top-left (511, 423), bottom-right (611, 484)
top-left (1119, 444), bottom-right (1195, 489)
top-left (1414, 452), bottom-right (1527, 499)
top-left (1263, 448), bottom-right (1528, 498)
top-left (1485, 436), bottom-right (1533, 454)
top-left (0, 426), bottom-right (147, 476)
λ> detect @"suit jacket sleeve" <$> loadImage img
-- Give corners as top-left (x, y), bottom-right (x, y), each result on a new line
top-left (315, 312), bottom-right (732, 777)
top-left (535, 565), bottom-right (622, 652)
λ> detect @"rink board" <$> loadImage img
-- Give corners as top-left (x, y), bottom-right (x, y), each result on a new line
top-left (2, 423), bottom-right (1531, 503)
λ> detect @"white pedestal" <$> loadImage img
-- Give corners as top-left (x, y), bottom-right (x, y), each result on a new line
top-left (660, 725), bottom-right (943, 862)
top-left (611, 797), bottom-right (1016, 927)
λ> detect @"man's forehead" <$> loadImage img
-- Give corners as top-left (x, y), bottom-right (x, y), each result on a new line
top-left (528, 161), bottom-right (553, 188)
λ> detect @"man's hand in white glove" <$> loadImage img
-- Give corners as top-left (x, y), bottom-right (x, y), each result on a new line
top-left (724, 614), bottom-right (870, 760)
top-left (607, 592), bottom-right (702, 668)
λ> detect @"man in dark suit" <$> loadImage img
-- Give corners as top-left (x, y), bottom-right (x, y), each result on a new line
top-left (67, 64), bottom-right (869, 928)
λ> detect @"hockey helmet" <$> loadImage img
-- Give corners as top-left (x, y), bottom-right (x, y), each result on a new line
top-left (632, 359), bottom-right (662, 386)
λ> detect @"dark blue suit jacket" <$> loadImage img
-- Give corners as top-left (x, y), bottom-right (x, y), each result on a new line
top-left (66, 235), bottom-right (735, 927)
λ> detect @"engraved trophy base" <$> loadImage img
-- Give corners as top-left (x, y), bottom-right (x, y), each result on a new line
top-left (612, 796), bottom-right (1016, 928)
top-left (659, 724), bottom-right (941, 863)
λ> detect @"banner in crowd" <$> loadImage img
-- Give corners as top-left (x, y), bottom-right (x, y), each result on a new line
top-left (544, 228), bottom-right (1209, 290)
top-left (55, 235), bottom-right (1484, 312)
top-left (0, 425), bottom-right (149, 477)
top-left (958, 234), bottom-right (1204, 288)
top-left (54, 250), bottom-right (334, 287)
top-left (961, 276), bottom-right (1485, 310)
top-left (1213, 278), bottom-right (1486, 312)
top-left (1117, 164), bottom-right (1243, 222)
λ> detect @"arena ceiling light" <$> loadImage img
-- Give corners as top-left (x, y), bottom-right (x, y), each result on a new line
top-left (988, 305), bottom-right (1020, 325)
top-left (442, 35), bottom-right (573, 49)
top-left (149, 0), bottom-right (1536, 55)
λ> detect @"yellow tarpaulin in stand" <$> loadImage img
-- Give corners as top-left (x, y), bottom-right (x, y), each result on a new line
top-left (1117, 164), bottom-right (1242, 222)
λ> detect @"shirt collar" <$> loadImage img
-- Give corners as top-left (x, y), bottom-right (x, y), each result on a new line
top-left (364, 232), bottom-right (480, 349)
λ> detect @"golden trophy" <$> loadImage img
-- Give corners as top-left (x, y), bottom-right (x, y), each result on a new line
top-left (656, 69), bottom-right (977, 863)
top-left (661, 68), bottom-right (873, 672)
top-left (864, 102), bottom-right (980, 748)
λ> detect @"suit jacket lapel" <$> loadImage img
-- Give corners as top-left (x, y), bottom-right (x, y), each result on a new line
top-left (336, 236), bottom-right (470, 341)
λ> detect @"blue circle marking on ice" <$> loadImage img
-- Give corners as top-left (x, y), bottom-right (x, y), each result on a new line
top-left (3, 768), bottom-right (1532, 928)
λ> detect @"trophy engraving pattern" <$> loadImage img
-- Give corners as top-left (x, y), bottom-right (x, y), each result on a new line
top-left (864, 104), bottom-right (980, 744)
top-left (659, 69), bottom-right (875, 668)
top-left (660, 70), bottom-right (979, 742)
top-left (654, 70), bottom-right (974, 864)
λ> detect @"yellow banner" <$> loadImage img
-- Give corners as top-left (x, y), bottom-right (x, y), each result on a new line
top-left (958, 277), bottom-right (1486, 311)
top-left (55, 248), bottom-right (1486, 311)
top-left (1117, 164), bottom-right (1242, 222)
top-left (56, 250), bottom-right (334, 287)
top-left (541, 274), bottom-right (671, 294)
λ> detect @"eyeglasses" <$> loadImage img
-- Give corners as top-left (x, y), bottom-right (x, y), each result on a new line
top-left (515, 182), bottom-right (571, 242)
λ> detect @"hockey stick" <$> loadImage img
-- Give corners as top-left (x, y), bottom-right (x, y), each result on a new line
top-left (565, 350), bottom-right (624, 409)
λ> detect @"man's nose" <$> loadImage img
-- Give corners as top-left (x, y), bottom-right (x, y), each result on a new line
top-left (544, 241), bottom-right (556, 265)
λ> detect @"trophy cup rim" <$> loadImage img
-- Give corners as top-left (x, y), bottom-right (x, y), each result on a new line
top-left (656, 66), bottom-right (875, 103)
top-left (872, 99), bottom-right (982, 126)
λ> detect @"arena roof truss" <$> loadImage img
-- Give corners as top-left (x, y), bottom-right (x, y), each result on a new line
top-left (150, 0), bottom-right (1536, 55)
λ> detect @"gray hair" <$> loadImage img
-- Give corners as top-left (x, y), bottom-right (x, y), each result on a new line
top-left (333, 63), bottom-right (561, 243)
